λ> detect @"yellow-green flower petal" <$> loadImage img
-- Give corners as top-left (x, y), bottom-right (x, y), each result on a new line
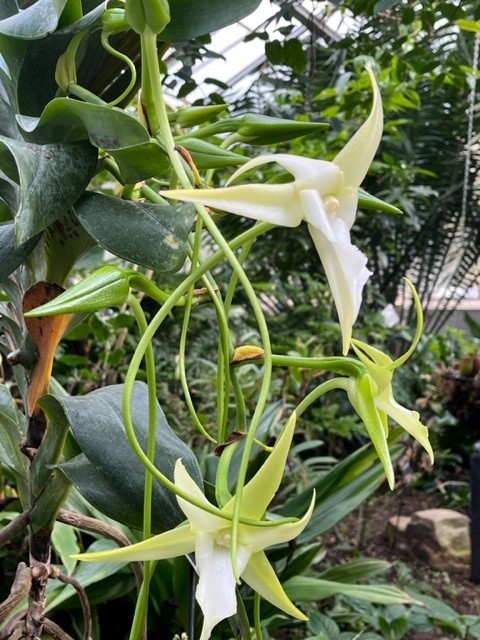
top-left (71, 523), bottom-right (195, 562)
top-left (242, 550), bottom-right (308, 620)
top-left (339, 375), bottom-right (395, 489)
top-left (242, 492), bottom-right (315, 552)
top-left (167, 182), bottom-right (302, 227)
top-left (175, 459), bottom-right (227, 533)
top-left (333, 66), bottom-right (383, 190)
top-left (224, 412), bottom-right (297, 520)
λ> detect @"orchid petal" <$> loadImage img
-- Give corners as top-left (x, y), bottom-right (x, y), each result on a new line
top-left (224, 413), bottom-right (297, 519)
top-left (166, 183), bottom-right (302, 227)
top-left (244, 492), bottom-right (315, 552)
top-left (333, 67), bottom-right (383, 189)
top-left (195, 531), bottom-right (252, 640)
top-left (227, 153), bottom-right (343, 195)
top-left (175, 460), bottom-right (227, 533)
top-left (340, 376), bottom-right (394, 489)
top-left (299, 189), bottom-right (336, 241)
top-left (375, 391), bottom-right (434, 463)
top-left (352, 339), bottom-right (393, 369)
top-left (242, 551), bottom-right (307, 621)
top-left (309, 225), bottom-right (372, 355)
top-left (334, 187), bottom-right (359, 231)
top-left (71, 523), bottom-right (195, 562)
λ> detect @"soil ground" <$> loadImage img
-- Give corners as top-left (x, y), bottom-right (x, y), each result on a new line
top-left (324, 485), bottom-right (479, 639)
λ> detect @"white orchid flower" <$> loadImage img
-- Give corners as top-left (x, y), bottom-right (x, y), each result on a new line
top-left (166, 68), bottom-right (383, 355)
top-left (72, 413), bottom-right (314, 640)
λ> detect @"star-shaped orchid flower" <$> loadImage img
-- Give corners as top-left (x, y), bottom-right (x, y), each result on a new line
top-left (72, 413), bottom-right (314, 640)
top-left (166, 68), bottom-right (383, 355)
top-left (332, 281), bottom-right (434, 487)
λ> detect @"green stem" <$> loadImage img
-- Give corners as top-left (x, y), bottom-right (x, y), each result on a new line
top-left (178, 222), bottom-right (216, 442)
top-left (127, 294), bottom-right (157, 640)
top-left (101, 32), bottom-right (137, 107)
top-left (270, 354), bottom-right (365, 378)
top-left (254, 592), bottom-right (263, 640)
top-left (295, 378), bottom-right (344, 418)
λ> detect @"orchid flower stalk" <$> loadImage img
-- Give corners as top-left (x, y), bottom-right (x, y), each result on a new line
top-left (72, 413), bottom-right (314, 640)
top-left (165, 68), bottom-right (383, 355)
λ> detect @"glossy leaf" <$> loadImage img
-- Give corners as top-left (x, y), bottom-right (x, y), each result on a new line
top-left (318, 558), bottom-right (390, 583)
top-left (44, 208), bottom-right (96, 285)
top-left (73, 192), bottom-right (195, 273)
top-left (0, 223), bottom-right (41, 282)
top-left (161, 0), bottom-right (262, 41)
top-left (17, 34), bottom-right (71, 116)
top-left (0, 384), bottom-right (28, 505)
top-left (56, 382), bottom-right (203, 533)
top-left (18, 99), bottom-right (170, 181)
top-left (0, 136), bottom-right (97, 243)
top-left (0, 0), bottom-right (69, 39)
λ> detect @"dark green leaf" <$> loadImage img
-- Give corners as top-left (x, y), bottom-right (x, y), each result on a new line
top-left (17, 34), bottom-right (71, 115)
top-left (0, 136), bottom-right (97, 243)
top-left (18, 99), bottom-right (170, 181)
top-left (44, 208), bottom-right (96, 285)
top-left (74, 192), bottom-right (195, 273)
top-left (162, 0), bottom-right (261, 41)
top-left (284, 39), bottom-right (307, 74)
top-left (319, 559), bottom-right (390, 583)
top-left (265, 40), bottom-right (284, 65)
top-left (0, 0), bottom-right (69, 38)
top-left (0, 384), bottom-right (28, 504)
top-left (56, 382), bottom-right (203, 532)
top-left (0, 223), bottom-right (41, 282)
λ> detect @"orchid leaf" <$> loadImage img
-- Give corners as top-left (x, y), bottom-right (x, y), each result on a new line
top-left (0, 223), bottom-right (41, 282)
top-left (18, 98), bottom-right (170, 181)
top-left (0, 0), bottom-right (69, 39)
top-left (55, 382), bottom-right (203, 533)
top-left (44, 208), bottom-right (96, 285)
top-left (0, 136), bottom-right (97, 244)
top-left (73, 192), bottom-right (195, 273)
top-left (284, 576), bottom-right (420, 605)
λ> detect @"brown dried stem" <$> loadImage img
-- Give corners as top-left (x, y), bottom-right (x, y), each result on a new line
top-left (56, 509), bottom-right (143, 588)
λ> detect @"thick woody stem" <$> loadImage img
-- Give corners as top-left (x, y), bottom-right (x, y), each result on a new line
top-left (57, 509), bottom-right (143, 589)
top-left (25, 534), bottom-right (51, 639)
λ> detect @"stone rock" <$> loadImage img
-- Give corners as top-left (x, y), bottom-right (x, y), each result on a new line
top-left (387, 508), bottom-right (470, 570)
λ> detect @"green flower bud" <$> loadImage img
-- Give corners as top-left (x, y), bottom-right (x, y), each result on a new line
top-left (125, 0), bottom-right (170, 35)
top-left (23, 266), bottom-right (133, 317)
top-left (102, 8), bottom-right (129, 35)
